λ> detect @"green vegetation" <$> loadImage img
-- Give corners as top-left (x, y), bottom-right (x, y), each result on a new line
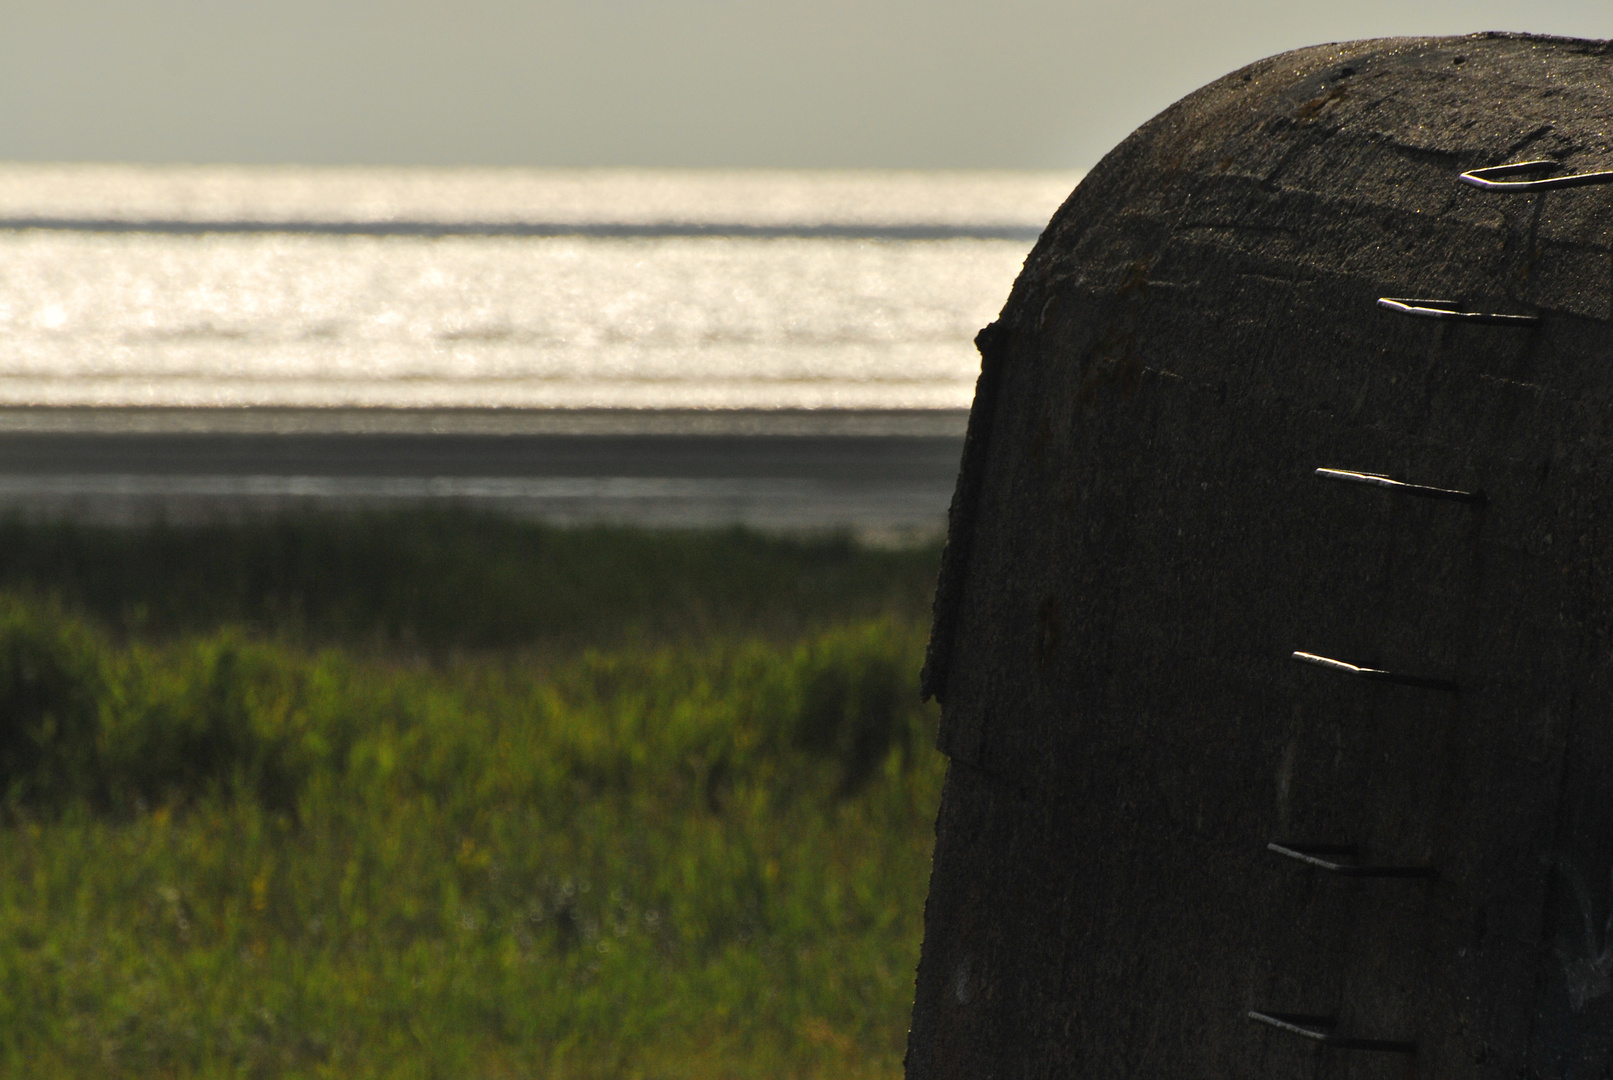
top-left (0, 511), bottom-right (943, 651)
top-left (0, 515), bottom-right (945, 1078)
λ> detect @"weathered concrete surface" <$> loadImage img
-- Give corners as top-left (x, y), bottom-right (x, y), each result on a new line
top-left (910, 33), bottom-right (1613, 1080)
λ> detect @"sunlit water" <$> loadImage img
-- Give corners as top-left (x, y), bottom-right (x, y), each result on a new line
top-left (0, 165), bottom-right (1081, 410)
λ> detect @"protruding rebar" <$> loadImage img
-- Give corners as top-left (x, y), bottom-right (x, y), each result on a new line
top-left (1460, 159), bottom-right (1613, 192)
top-left (1248, 1011), bottom-right (1417, 1054)
top-left (1267, 843), bottom-right (1437, 879)
top-left (1291, 651), bottom-right (1459, 694)
top-left (1376, 297), bottom-right (1539, 326)
top-left (1315, 467), bottom-right (1485, 504)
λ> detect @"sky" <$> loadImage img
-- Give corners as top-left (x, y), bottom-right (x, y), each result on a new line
top-left (1, 1), bottom-right (1609, 170)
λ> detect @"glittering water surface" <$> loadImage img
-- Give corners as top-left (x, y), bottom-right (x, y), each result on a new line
top-left (0, 166), bottom-right (1081, 410)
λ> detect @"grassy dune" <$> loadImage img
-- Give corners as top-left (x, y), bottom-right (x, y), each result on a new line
top-left (0, 515), bottom-right (945, 1078)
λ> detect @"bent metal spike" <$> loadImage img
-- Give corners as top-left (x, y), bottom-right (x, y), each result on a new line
top-left (1314, 467), bottom-right (1486, 504)
top-left (1459, 159), bottom-right (1613, 191)
top-left (1266, 843), bottom-right (1437, 879)
top-left (1246, 1012), bottom-right (1418, 1054)
top-left (1375, 297), bottom-right (1540, 326)
top-left (1290, 651), bottom-right (1460, 694)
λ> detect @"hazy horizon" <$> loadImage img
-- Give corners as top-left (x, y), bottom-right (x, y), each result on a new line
top-left (4, 2), bottom-right (1609, 171)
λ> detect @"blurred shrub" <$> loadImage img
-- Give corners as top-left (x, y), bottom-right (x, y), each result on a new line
top-left (794, 623), bottom-right (913, 796)
top-left (0, 599), bottom-right (103, 805)
top-left (99, 635), bottom-right (350, 814)
top-left (0, 596), bottom-right (934, 819)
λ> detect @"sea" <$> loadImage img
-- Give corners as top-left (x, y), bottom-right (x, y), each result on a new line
top-left (0, 164), bottom-right (1082, 412)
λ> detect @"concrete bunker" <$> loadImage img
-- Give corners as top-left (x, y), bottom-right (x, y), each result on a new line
top-left (909, 32), bottom-right (1613, 1080)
